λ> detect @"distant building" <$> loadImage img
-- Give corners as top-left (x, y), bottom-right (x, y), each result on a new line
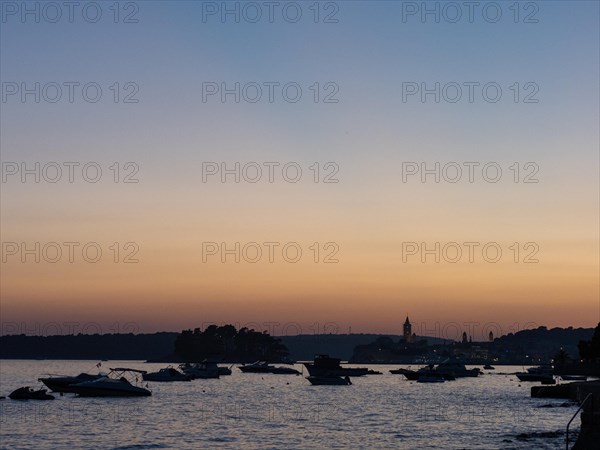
top-left (462, 332), bottom-right (468, 344)
top-left (489, 331), bottom-right (494, 342)
top-left (403, 316), bottom-right (414, 344)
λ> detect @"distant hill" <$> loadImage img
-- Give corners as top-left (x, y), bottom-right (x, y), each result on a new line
top-left (0, 332), bottom-right (178, 360)
top-left (490, 326), bottom-right (594, 361)
top-left (0, 332), bottom-right (445, 361)
top-left (348, 326), bottom-right (596, 364)
top-left (0, 327), bottom-right (593, 362)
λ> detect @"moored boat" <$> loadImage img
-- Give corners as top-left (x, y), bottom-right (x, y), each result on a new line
top-left (180, 362), bottom-right (220, 379)
top-left (399, 365), bottom-right (455, 381)
top-left (39, 373), bottom-right (104, 393)
top-left (143, 367), bottom-right (191, 382)
top-left (560, 375), bottom-right (587, 381)
top-left (306, 376), bottom-right (352, 385)
top-left (239, 361), bottom-right (274, 373)
top-left (435, 360), bottom-right (480, 378)
top-left (417, 373), bottom-right (445, 383)
top-left (516, 365), bottom-right (554, 382)
top-left (516, 373), bottom-right (555, 383)
top-left (70, 368), bottom-right (151, 397)
top-left (218, 365), bottom-right (233, 376)
top-left (527, 364), bottom-right (553, 374)
top-left (303, 355), bottom-right (368, 377)
top-left (239, 361), bottom-right (300, 375)
top-left (9, 387), bottom-right (55, 400)
top-left (269, 366), bottom-right (301, 375)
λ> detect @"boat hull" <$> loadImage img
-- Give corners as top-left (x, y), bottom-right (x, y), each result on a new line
top-left (142, 368), bottom-right (191, 382)
top-left (270, 367), bottom-right (301, 375)
top-left (39, 374), bottom-right (103, 393)
top-left (239, 366), bottom-right (273, 373)
top-left (239, 364), bottom-right (300, 375)
top-left (306, 376), bottom-right (351, 385)
top-left (70, 386), bottom-right (151, 397)
top-left (142, 374), bottom-right (191, 382)
top-left (516, 373), bottom-right (554, 383)
top-left (402, 370), bottom-right (454, 381)
top-left (417, 376), bottom-right (445, 383)
top-left (304, 364), bottom-right (368, 377)
top-left (561, 375), bottom-right (587, 381)
top-left (9, 387), bottom-right (54, 400)
top-left (436, 369), bottom-right (480, 378)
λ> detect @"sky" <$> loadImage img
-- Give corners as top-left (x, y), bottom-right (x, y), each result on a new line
top-left (1, 1), bottom-right (599, 338)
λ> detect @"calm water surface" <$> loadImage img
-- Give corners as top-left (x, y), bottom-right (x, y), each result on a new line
top-left (0, 361), bottom-right (578, 449)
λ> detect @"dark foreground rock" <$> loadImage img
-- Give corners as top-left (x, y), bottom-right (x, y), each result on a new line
top-left (571, 382), bottom-right (600, 449)
top-left (529, 380), bottom-right (600, 449)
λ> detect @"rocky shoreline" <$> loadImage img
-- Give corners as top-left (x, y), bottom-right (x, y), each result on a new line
top-left (531, 380), bottom-right (600, 449)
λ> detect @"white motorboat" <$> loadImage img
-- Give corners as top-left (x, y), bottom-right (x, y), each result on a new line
top-left (70, 368), bottom-right (151, 397)
top-left (39, 372), bottom-right (105, 393)
top-left (179, 362), bottom-right (220, 379)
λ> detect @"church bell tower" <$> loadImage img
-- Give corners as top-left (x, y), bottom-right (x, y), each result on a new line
top-left (403, 316), bottom-right (413, 343)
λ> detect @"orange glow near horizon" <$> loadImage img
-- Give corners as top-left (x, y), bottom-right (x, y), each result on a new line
top-left (2, 229), bottom-right (598, 335)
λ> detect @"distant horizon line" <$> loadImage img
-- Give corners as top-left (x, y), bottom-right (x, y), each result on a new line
top-left (1, 323), bottom-right (596, 341)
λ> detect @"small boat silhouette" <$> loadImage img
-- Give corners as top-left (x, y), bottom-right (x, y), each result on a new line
top-left (306, 375), bottom-right (352, 385)
top-left (9, 387), bottom-right (54, 400)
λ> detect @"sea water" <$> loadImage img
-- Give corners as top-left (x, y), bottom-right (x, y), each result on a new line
top-left (0, 361), bottom-right (576, 449)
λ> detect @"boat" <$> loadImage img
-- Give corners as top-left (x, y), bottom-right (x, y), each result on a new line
top-left (527, 364), bottom-right (553, 374)
top-left (217, 365), bottom-right (233, 376)
top-left (435, 360), bottom-right (480, 378)
top-left (9, 387), bottom-right (55, 400)
top-left (239, 361), bottom-right (300, 375)
top-left (516, 365), bottom-right (554, 382)
top-left (269, 366), bottom-right (301, 375)
top-left (516, 372), bottom-right (555, 383)
top-left (561, 375), bottom-right (587, 381)
top-left (399, 365), bottom-right (455, 381)
top-left (390, 368), bottom-right (413, 375)
top-left (303, 355), bottom-right (369, 377)
top-left (39, 372), bottom-right (104, 393)
top-left (143, 367), bottom-right (191, 382)
top-left (417, 373), bottom-right (445, 383)
top-left (483, 364), bottom-right (495, 370)
top-left (180, 362), bottom-right (220, 379)
top-left (70, 368), bottom-right (151, 397)
top-left (306, 376), bottom-right (352, 385)
top-left (401, 369), bottom-right (420, 380)
top-left (239, 361), bottom-right (275, 373)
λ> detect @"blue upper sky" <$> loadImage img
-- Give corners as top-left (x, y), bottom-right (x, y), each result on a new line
top-left (2, 1), bottom-right (598, 164)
